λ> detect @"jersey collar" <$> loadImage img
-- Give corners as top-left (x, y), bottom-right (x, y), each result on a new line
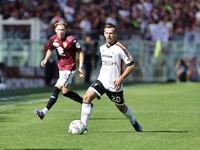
top-left (106, 41), bottom-right (117, 48)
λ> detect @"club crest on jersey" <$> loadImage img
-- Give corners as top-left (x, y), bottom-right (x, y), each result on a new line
top-left (53, 42), bottom-right (59, 47)
top-left (63, 42), bottom-right (68, 48)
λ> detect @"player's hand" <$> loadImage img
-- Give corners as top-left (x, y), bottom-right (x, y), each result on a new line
top-left (78, 67), bottom-right (85, 78)
top-left (113, 77), bottom-right (123, 91)
top-left (41, 60), bottom-right (47, 67)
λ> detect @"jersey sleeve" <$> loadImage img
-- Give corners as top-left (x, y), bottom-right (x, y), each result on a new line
top-left (47, 36), bottom-right (55, 50)
top-left (67, 36), bottom-right (82, 52)
top-left (121, 48), bottom-right (134, 66)
top-left (74, 40), bottom-right (82, 52)
top-left (116, 42), bottom-right (134, 66)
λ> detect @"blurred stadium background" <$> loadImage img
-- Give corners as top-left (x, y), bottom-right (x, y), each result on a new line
top-left (0, 0), bottom-right (200, 91)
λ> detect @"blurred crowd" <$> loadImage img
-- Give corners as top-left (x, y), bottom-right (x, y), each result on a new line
top-left (1, 0), bottom-right (200, 41)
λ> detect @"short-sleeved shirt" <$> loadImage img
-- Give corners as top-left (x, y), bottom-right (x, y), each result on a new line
top-left (97, 41), bottom-right (134, 92)
top-left (48, 34), bottom-right (82, 71)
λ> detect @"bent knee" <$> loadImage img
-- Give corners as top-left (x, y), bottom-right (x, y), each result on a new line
top-left (83, 90), bottom-right (97, 104)
top-left (83, 94), bottom-right (92, 104)
top-left (116, 104), bottom-right (126, 113)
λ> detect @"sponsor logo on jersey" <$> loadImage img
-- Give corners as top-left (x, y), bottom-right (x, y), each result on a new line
top-left (102, 54), bottom-right (112, 58)
top-left (102, 60), bottom-right (117, 66)
top-left (63, 42), bottom-right (67, 48)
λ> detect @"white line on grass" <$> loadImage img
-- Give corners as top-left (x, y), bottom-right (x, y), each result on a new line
top-left (0, 99), bottom-right (47, 108)
top-left (1, 94), bottom-right (199, 113)
top-left (0, 96), bottom-right (21, 101)
top-left (1, 99), bottom-right (199, 113)
top-left (48, 109), bottom-right (200, 113)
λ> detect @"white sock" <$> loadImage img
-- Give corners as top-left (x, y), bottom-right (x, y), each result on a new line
top-left (122, 106), bottom-right (136, 125)
top-left (42, 107), bottom-right (48, 115)
top-left (81, 103), bottom-right (92, 127)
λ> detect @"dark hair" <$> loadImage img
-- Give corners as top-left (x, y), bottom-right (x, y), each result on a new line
top-left (104, 23), bottom-right (117, 32)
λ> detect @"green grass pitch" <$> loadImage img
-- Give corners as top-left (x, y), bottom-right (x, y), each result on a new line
top-left (0, 82), bottom-right (200, 150)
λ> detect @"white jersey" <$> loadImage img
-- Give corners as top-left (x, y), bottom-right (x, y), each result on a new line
top-left (97, 41), bottom-right (134, 92)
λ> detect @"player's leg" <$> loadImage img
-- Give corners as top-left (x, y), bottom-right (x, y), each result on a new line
top-left (62, 84), bottom-right (83, 104)
top-left (81, 80), bottom-right (104, 132)
top-left (176, 70), bottom-right (182, 81)
top-left (186, 70), bottom-right (192, 81)
top-left (35, 70), bottom-right (68, 119)
top-left (34, 83), bottom-right (61, 119)
top-left (59, 70), bottom-right (83, 104)
top-left (116, 104), bottom-right (142, 132)
top-left (45, 83), bottom-right (61, 110)
top-left (81, 88), bottom-right (98, 132)
top-left (106, 90), bottom-right (142, 132)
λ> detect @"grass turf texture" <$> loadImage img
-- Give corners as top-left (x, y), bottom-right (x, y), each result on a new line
top-left (0, 82), bottom-right (199, 150)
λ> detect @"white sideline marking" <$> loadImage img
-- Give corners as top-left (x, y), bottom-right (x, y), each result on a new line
top-left (0, 101), bottom-right (199, 113)
top-left (0, 99), bottom-right (47, 108)
top-left (0, 96), bottom-right (21, 101)
top-left (47, 109), bottom-right (200, 113)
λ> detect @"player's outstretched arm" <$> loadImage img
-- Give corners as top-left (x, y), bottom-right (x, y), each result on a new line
top-left (78, 51), bottom-right (85, 78)
top-left (41, 50), bottom-right (53, 67)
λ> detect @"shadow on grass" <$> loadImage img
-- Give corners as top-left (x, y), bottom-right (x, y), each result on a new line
top-left (0, 121), bottom-right (18, 122)
top-left (142, 131), bottom-right (189, 133)
top-left (89, 118), bottom-right (189, 133)
top-left (0, 109), bottom-right (23, 114)
top-left (93, 130), bottom-right (189, 133)
top-left (90, 118), bottom-right (126, 120)
top-left (1, 86), bottom-right (53, 97)
top-left (0, 116), bottom-right (18, 122)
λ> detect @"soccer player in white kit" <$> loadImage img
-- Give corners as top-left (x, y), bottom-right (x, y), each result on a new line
top-left (81, 23), bottom-right (142, 133)
top-left (34, 22), bottom-right (91, 119)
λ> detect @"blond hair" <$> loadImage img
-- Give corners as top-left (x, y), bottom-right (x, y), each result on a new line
top-left (54, 22), bottom-right (68, 29)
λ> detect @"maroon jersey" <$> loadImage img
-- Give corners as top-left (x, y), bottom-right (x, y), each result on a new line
top-left (48, 34), bottom-right (82, 71)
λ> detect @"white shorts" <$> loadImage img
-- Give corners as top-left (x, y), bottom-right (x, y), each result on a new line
top-left (57, 70), bottom-right (76, 87)
top-left (0, 83), bottom-right (6, 90)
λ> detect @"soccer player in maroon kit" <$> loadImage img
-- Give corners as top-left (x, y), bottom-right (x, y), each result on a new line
top-left (34, 21), bottom-right (89, 119)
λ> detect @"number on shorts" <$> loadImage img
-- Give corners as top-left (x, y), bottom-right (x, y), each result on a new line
top-left (111, 95), bottom-right (121, 103)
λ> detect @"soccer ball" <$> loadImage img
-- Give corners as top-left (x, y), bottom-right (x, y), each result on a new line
top-left (69, 120), bottom-right (85, 135)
